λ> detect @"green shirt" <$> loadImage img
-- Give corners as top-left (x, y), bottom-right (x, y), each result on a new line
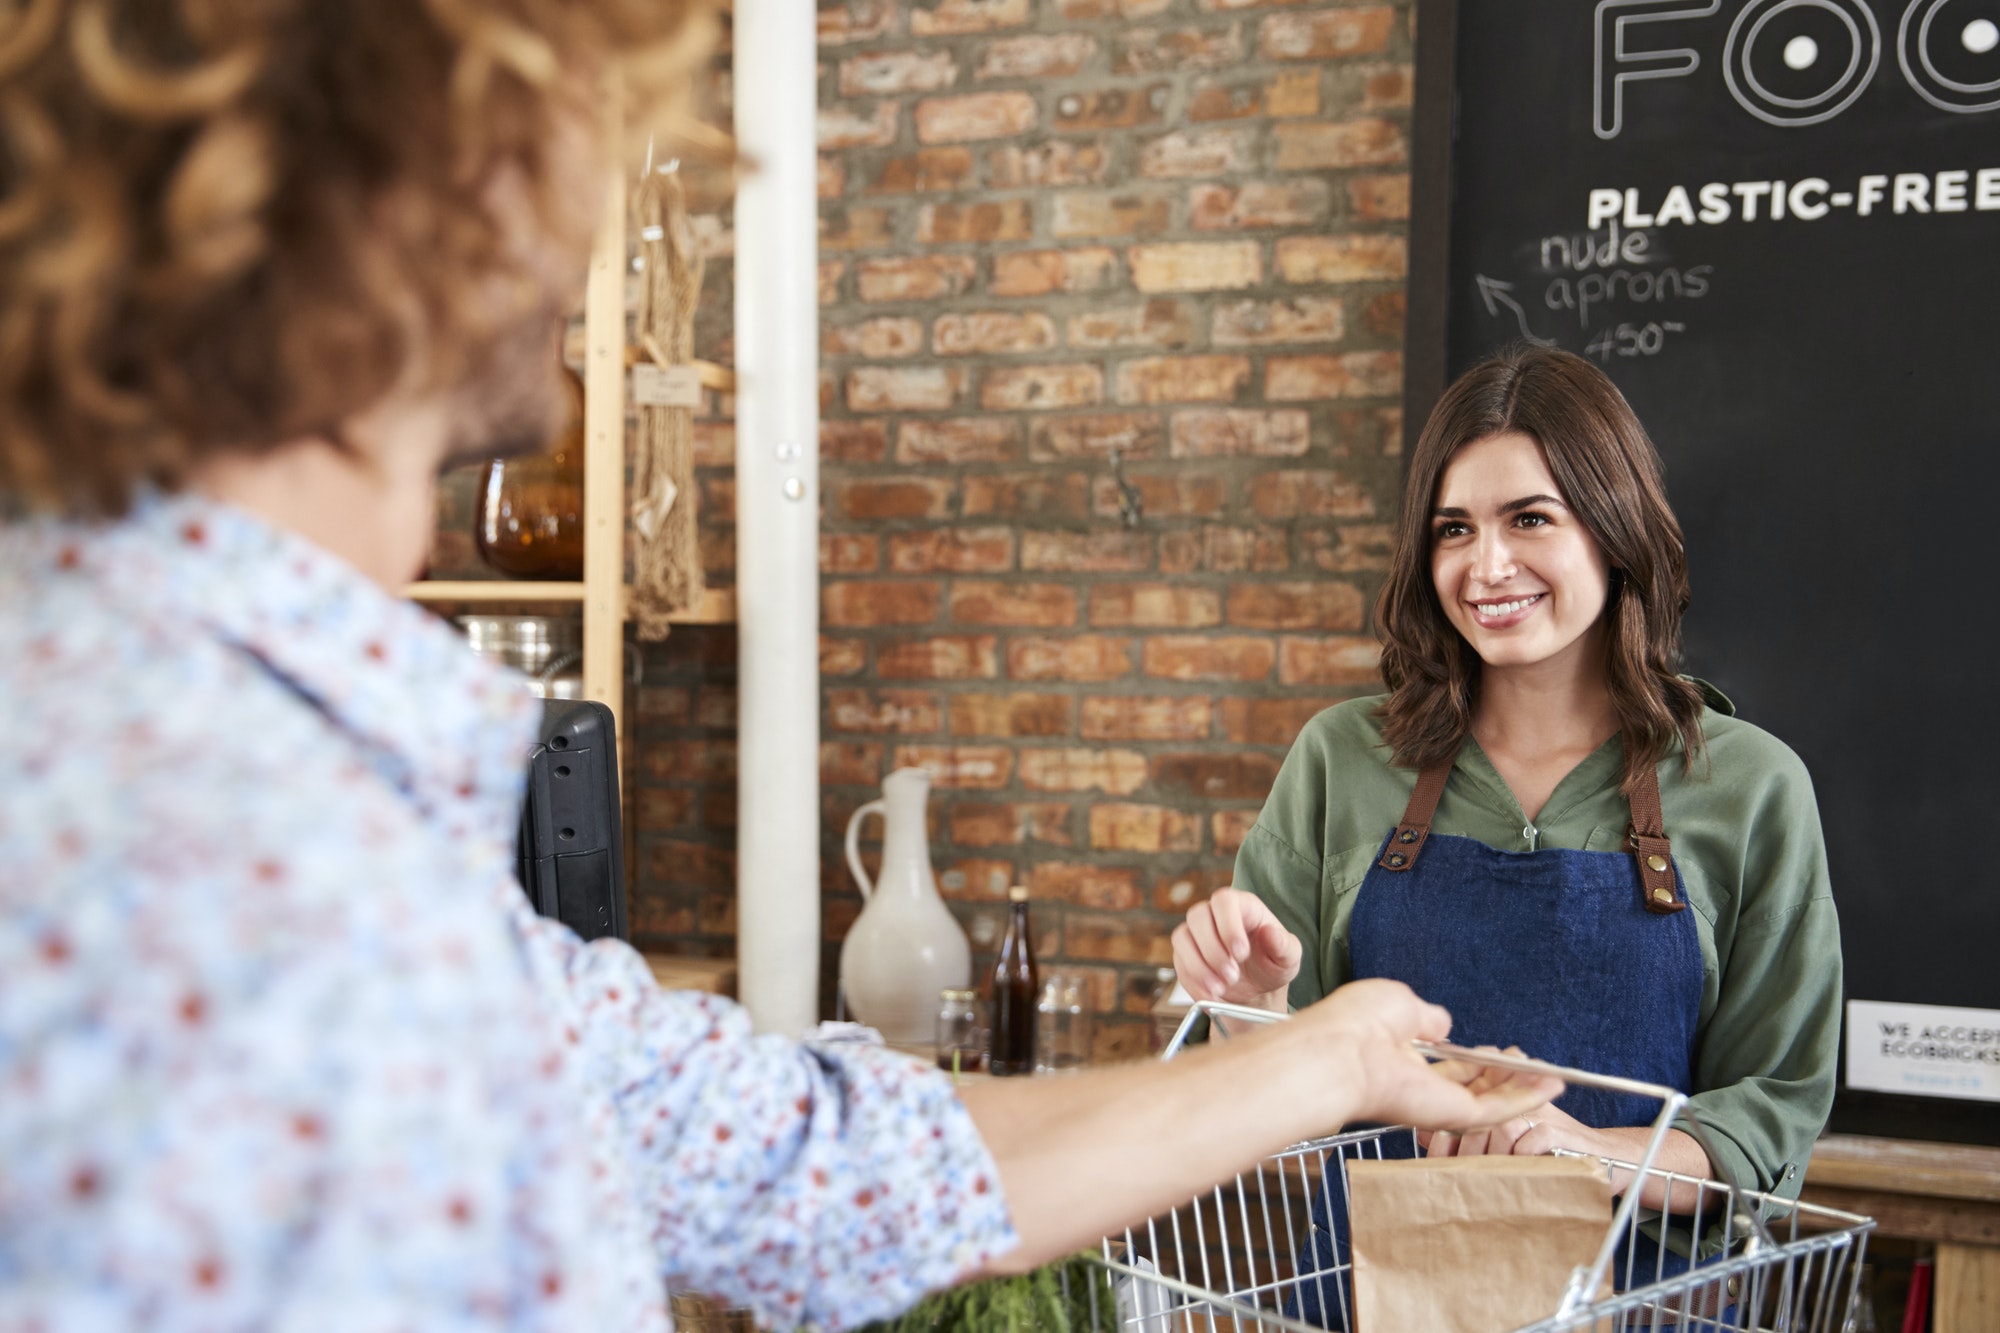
top-left (1234, 687), bottom-right (1842, 1203)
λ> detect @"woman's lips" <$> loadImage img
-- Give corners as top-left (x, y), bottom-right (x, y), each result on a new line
top-left (1468, 592), bottom-right (1545, 628)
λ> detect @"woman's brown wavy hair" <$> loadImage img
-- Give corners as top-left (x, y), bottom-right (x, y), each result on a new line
top-left (0, 0), bottom-right (718, 516)
top-left (1376, 346), bottom-right (1706, 793)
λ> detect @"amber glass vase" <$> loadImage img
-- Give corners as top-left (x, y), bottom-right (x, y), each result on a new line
top-left (475, 365), bottom-right (586, 580)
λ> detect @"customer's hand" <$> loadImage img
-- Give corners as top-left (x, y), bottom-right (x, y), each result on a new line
top-left (1291, 980), bottom-right (1564, 1133)
top-left (1171, 887), bottom-right (1301, 1012)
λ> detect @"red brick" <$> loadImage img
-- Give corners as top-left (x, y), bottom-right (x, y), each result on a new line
top-left (1259, 7), bottom-right (1396, 59)
top-left (819, 207), bottom-right (894, 250)
top-left (1273, 117), bottom-right (1406, 170)
top-left (1020, 530), bottom-right (1153, 572)
top-left (977, 33), bottom-right (1098, 79)
top-left (1080, 695), bottom-right (1212, 741)
top-left (1093, 470), bottom-right (1228, 519)
top-left (991, 246), bottom-right (1120, 297)
top-left (828, 732), bottom-right (892, 784)
top-left (1151, 751), bottom-right (1282, 799)
top-left (846, 366), bottom-right (967, 413)
top-left (1211, 295), bottom-right (1344, 345)
top-left (911, 0), bottom-right (1031, 34)
top-left (950, 801), bottom-right (1076, 847)
top-left (1170, 407), bottom-right (1311, 457)
top-left (948, 691), bottom-right (1076, 736)
top-left (823, 579), bottom-right (941, 627)
top-left (1300, 523), bottom-right (1393, 572)
top-left (934, 310), bottom-right (1059, 356)
top-left (1115, 354), bottom-right (1252, 405)
top-left (1064, 910), bottom-right (1174, 965)
top-left (962, 471), bottom-right (1093, 521)
top-left (1026, 412), bottom-right (1165, 461)
top-left (637, 787), bottom-right (695, 829)
top-left (1091, 583), bottom-right (1223, 628)
top-left (1051, 190), bottom-right (1174, 239)
top-left (829, 476), bottom-right (955, 521)
top-left (1066, 298), bottom-right (1196, 350)
top-left (1268, 67), bottom-right (1322, 115)
top-left (878, 634), bottom-right (1000, 679)
top-left (1030, 862), bottom-right (1146, 910)
top-left (700, 790), bottom-right (737, 830)
top-left (821, 419), bottom-right (889, 463)
top-left (897, 417), bottom-right (1023, 464)
top-left (1227, 580), bottom-right (1364, 630)
top-left (1142, 636), bottom-right (1276, 682)
top-left (1129, 241), bottom-right (1261, 293)
top-left (1137, 128), bottom-right (1255, 178)
top-left (1274, 233), bottom-right (1407, 283)
top-left (1337, 404), bottom-right (1403, 457)
top-left (939, 858), bottom-right (1020, 901)
top-left (1357, 293), bottom-right (1403, 342)
top-left (1218, 696), bottom-right (1342, 744)
top-left (918, 198), bottom-right (1034, 244)
top-left (1349, 173), bottom-right (1410, 223)
top-left (1116, 25), bottom-right (1245, 73)
top-left (1248, 469), bottom-right (1376, 519)
top-left (1279, 634), bottom-right (1383, 685)
top-left (981, 363), bottom-right (1104, 411)
top-left (1153, 866), bottom-right (1230, 913)
top-left (698, 526), bottom-right (734, 579)
top-left (700, 472), bottom-right (735, 519)
top-left (1358, 62), bottom-right (1414, 109)
top-left (644, 840), bottom-right (736, 894)
top-left (636, 685), bottom-right (692, 723)
top-left (888, 526), bottom-right (1018, 573)
top-left (1007, 635), bottom-right (1134, 681)
top-left (948, 580), bottom-right (1080, 627)
top-left (695, 685), bottom-right (737, 731)
top-left (828, 688), bottom-right (945, 734)
top-left (694, 421), bottom-right (736, 467)
top-left (915, 91), bottom-right (1038, 143)
top-left (1266, 351), bottom-right (1402, 402)
top-left (1058, 0), bottom-right (1172, 16)
top-left (822, 635), bottom-right (869, 676)
top-left (866, 147), bottom-right (977, 194)
top-left (645, 738), bottom-right (739, 782)
top-left (821, 532), bottom-right (882, 574)
top-left (840, 49), bottom-right (958, 96)
top-left (1212, 808), bottom-right (1259, 855)
top-left (1020, 748), bottom-right (1148, 795)
top-left (1187, 78), bottom-right (1264, 122)
top-left (1054, 85), bottom-right (1168, 131)
top-left (823, 316), bottom-right (925, 359)
top-left (856, 254), bottom-right (978, 302)
top-left (1191, 180), bottom-right (1332, 230)
top-left (986, 141), bottom-right (1112, 188)
top-left (819, 0), bottom-right (898, 44)
top-left (819, 156), bottom-right (846, 199)
top-left (894, 744), bottom-right (1016, 788)
top-left (818, 102), bottom-right (899, 150)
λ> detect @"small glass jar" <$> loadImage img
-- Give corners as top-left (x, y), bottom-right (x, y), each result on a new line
top-left (1035, 971), bottom-right (1091, 1073)
top-left (936, 988), bottom-right (982, 1075)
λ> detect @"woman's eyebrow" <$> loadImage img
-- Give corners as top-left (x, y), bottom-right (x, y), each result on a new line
top-left (1431, 493), bottom-right (1567, 519)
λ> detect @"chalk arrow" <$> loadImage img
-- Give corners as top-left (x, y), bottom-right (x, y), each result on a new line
top-left (1475, 275), bottom-right (1554, 346)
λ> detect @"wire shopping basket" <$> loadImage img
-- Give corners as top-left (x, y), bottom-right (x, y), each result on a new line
top-left (1084, 1001), bottom-right (1874, 1333)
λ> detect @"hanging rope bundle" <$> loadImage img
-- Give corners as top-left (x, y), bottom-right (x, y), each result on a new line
top-left (628, 164), bottom-right (706, 641)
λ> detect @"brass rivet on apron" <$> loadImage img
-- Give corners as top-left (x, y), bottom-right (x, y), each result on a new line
top-left (1398, 829), bottom-right (1417, 844)
top-left (1386, 852), bottom-right (1406, 868)
top-left (1646, 854), bottom-right (1668, 873)
top-left (1653, 887), bottom-right (1674, 905)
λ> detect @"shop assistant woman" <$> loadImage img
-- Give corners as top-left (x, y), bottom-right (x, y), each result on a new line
top-left (1173, 345), bottom-right (1841, 1216)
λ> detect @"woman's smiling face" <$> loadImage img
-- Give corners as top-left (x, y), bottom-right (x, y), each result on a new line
top-left (1430, 431), bottom-right (1612, 674)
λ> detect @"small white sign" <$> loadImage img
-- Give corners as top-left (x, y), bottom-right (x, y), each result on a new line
top-left (631, 363), bottom-right (702, 408)
top-left (1846, 1000), bottom-right (2000, 1103)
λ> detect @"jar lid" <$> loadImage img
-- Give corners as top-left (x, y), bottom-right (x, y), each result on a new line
top-left (1007, 885), bottom-right (1029, 902)
top-left (940, 988), bottom-right (978, 1001)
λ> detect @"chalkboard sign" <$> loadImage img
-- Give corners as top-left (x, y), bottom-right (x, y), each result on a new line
top-left (1406, 0), bottom-right (2000, 1145)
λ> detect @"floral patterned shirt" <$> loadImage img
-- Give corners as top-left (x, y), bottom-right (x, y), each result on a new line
top-left (0, 494), bottom-right (1015, 1332)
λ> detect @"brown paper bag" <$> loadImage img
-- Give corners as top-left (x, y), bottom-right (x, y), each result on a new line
top-left (1346, 1155), bottom-right (1613, 1333)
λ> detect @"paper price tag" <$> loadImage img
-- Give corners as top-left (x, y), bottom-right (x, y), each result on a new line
top-left (632, 363), bottom-right (702, 408)
top-left (1846, 999), bottom-right (2000, 1103)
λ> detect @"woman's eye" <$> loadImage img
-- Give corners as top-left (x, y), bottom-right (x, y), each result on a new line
top-left (1515, 512), bottom-right (1550, 529)
top-left (1434, 521), bottom-right (1469, 539)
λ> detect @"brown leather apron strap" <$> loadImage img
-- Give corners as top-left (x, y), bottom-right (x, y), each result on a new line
top-left (1627, 762), bottom-right (1686, 914)
top-left (1377, 759), bottom-right (1453, 872)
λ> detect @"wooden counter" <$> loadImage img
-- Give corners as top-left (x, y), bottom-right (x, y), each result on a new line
top-left (1802, 1134), bottom-right (2000, 1331)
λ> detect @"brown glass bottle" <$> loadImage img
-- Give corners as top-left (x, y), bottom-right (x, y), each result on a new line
top-left (989, 885), bottom-right (1039, 1076)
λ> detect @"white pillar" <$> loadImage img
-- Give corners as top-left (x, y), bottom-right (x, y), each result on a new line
top-left (733, 0), bottom-right (821, 1037)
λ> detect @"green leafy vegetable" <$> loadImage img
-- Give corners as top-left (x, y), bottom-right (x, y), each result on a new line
top-left (852, 1252), bottom-right (1118, 1332)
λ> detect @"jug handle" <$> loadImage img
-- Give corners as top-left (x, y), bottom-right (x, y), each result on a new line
top-left (844, 799), bottom-right (887, 901)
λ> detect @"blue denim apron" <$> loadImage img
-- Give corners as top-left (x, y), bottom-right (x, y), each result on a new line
top-left (1289, 754), bottom-right (1706, 1328)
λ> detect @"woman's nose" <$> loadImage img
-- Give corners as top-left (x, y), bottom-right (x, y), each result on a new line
top-left (1472, 533), bottom-right (1517, 585)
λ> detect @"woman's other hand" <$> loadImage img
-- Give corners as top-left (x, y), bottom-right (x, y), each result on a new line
top-left (1170, 887), bottom-right (1302, 1013)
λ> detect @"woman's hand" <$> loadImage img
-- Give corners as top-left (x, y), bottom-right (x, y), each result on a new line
top-left (1420, 1087), bottom-right (1590, 1159)
top-left (1170, 887), bottom-right (1302, 1013)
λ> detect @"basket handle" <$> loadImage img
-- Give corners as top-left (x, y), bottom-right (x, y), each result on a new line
top-left (1162, 1000), bottom-right (1778, 1313)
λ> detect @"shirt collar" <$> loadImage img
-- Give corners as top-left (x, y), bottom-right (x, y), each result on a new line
top-left (84, 491), bottom-right (541, 838)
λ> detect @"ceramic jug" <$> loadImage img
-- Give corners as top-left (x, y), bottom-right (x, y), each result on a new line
top-left (840, 767), bottom-right (971, 1045)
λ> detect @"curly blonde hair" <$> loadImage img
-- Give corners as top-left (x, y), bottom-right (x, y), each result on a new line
top-left (0, 0), bottom-right (717, 515)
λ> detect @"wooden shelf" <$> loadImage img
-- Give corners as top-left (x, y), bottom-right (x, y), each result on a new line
top-left (406, 581), bottom-right (737, 624)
